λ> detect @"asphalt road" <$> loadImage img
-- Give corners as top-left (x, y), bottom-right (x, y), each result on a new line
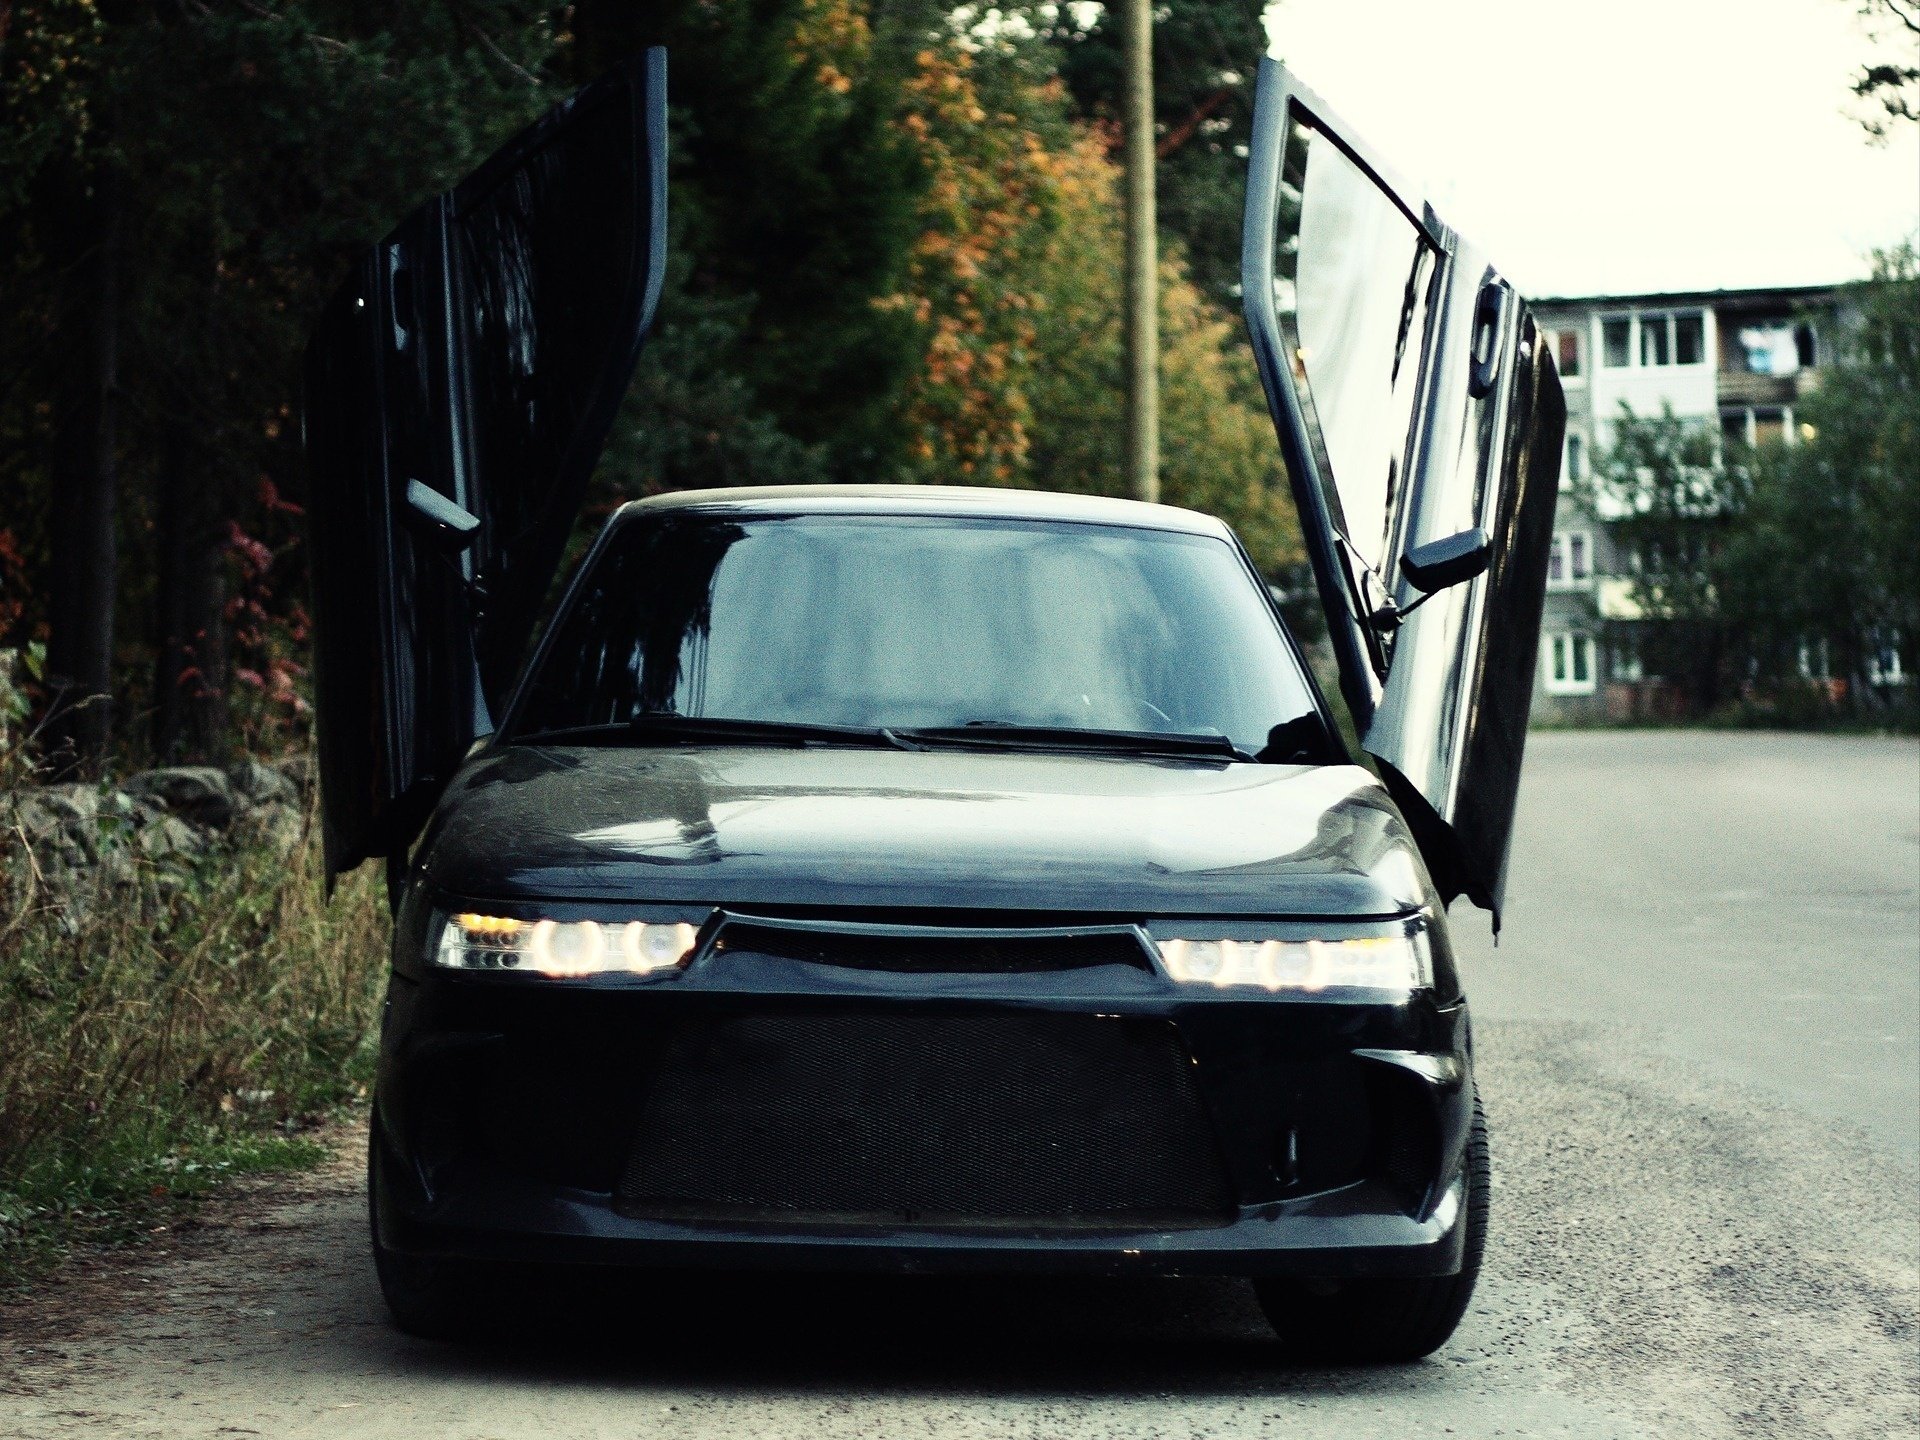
top-left (1458, 729), bottom-right (1920, 1158)
top-left (2, 730), bottom-right (1916, 1438)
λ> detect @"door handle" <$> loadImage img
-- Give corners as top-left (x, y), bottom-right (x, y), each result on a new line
top-left (1468, 280), bottom-right (1510, 398)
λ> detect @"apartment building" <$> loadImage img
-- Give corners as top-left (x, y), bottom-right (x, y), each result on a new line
top-left (1529, 283), bottom-right (1838, 720)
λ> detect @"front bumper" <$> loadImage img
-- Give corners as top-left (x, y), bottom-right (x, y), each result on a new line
top-left (374, 1161), bottom-right (1471, 1278)
top-left (373, 940), bottom-right (1475, 1280)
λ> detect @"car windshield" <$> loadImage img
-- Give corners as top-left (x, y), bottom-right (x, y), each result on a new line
top-left (509, 510), bottom-right (1324, 757)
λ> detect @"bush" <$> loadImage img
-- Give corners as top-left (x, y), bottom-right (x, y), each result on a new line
top-left (0, 801), bottom-right (387, 1289)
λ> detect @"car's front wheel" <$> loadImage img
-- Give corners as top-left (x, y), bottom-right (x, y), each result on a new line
top-left (1254, 1089), bottom-right (1489, 1364)
top-left (367, 1117), bottom-right (480, 1341)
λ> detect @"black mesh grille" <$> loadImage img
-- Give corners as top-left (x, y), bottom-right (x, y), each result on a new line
top-left (1366, 1064), bottom-right (1440, 1214)
top-left (714, 924), bottom-right (1149, 974)
top-left (617, 1012), bottom-right (1233, 1230)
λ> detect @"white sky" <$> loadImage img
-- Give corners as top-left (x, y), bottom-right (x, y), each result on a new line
top-left (1261, 0), bottom-right (1920, 297)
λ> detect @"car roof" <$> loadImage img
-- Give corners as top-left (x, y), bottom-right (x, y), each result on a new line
top-left (610, 485), bottom-right (1234, 539)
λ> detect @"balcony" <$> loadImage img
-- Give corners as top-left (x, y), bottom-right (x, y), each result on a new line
top-left (1716, 368), bottom-right (1808, 407)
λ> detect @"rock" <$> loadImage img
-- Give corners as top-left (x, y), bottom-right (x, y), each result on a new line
top-left (232, 803), bottom-right (304, 858)
top-left (227, 758), bottom-right (298, 809)
top-left (124, 767), bottom-right (238, 828)
top-left (29, 784), bottom-right (99, 825)
top-left (4, 786), bottom-right (104, 865)
top-left (93, 847), bottom-right (138, 889)
top-left (136, 815), bottom-right (205, 860)
top-left (2, 793), bottom-right (54, 843)
top-left (3, 753), bottom-right (316, 912)
top-left (273, 754), bottom-right (315, 794)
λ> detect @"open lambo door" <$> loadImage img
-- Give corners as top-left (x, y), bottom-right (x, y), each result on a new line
top-left (305, 50), bottom-right (668, 886)
top-left (1242, 59), bottom-right (1565, 924)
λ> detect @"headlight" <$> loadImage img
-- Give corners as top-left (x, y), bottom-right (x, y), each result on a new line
top-left (434, 913), bottom-right (700, 977)
top-left (1155, 932), bottom-right (1431, 993)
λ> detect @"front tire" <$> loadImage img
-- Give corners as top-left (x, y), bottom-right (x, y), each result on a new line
top-left (1255, 1089), bottom-right (1490, 1364)
top-left (368, 1117), bottom-right (480, 1341)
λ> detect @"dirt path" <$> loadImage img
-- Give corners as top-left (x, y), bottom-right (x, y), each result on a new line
top-left (3, 734), bottom-right (1915, 1438)
top-left (2, 1018), bottom-right (1914, 1440)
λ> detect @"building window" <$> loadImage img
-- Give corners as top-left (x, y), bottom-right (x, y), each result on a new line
top-left (1608, 639), bottom-right (1644, 683)
top-left (1603, 317), bottom-right (1631, 368)
top-left (1739, 323), bottom-right (1801, 376)
top-left (1560, 432), bottom-right (1585, 490)
top-left (1544, 633), bottom-right (1597, 694)
top-left (1547, 531), bottom-right (1594, 588)
top-left (1867, 641), bottom-right (1905, 686)
top-left (1556, 328), bottom-right (1582, 378)
top-left (1675, 313), bottom-right (1704, 365)
top-left (1640, 316), bottom-right (1670, 367)
top-left (1602, 311), bottom-right (1707, 369)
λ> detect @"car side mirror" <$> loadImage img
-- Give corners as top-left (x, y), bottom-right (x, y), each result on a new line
top-left (1400, 527), bottom-right (1492, 595)
top-left (403, 479), bottom-right (480, 554)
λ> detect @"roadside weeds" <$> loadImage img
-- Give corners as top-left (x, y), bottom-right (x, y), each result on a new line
top-left (0, 803), bottom-right (387, 1294)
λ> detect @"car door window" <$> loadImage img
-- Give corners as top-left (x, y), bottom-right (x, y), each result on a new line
top-left (450, 78), bottom-right (659, 700)
top-left (1242, 60), bottom-right (1567, 919)
top-left (1273, 119), bottom-right (1439, 587)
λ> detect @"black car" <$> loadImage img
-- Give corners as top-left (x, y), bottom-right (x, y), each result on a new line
top-left (304, 51), bottom-right (1564, 1362)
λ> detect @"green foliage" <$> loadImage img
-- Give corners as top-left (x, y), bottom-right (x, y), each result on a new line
top-left (1580, 404), bottom-right (1734, 620)
top-left (1850, 0), bottom-right (1919, 140)
top-left (1037, 0), bottom-right (1268, 301)
top-left (1, 1), bottom-right (1301, 765)
top-left (570, 0), bottom-right (926, 493)
top-left (1720, 243), bottom-right (1920, 694)
top-left (1585, 246), bottom-right (1920, 718)
top-left (1017, 130), bottom-right (1298, 572)
top-left (869, 34), bottom-right (1297, 572)
top-left (0, 814), bottom-right (388, 1289)
top-left (1579, 404), bottom-right (1741, 711)
top-left (1, 2), bottom-right (576, 766)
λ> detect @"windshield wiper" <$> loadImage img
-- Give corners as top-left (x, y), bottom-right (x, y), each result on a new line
top-left (896, 723), bottom-right (1256, 763)
top-left (513, 714), bottom-right (913, 750)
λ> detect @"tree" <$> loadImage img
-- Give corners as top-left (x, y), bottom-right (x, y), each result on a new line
top-left (1722, 244), bottom-right (1920, 704)
top-left (0, 0), bottom-right (1306, 777)
top-left (880, 43), bottom-right (1071, 486)
top-left (3, 0), bottom-right (120, 773)
top-left (1590, 253), bottom-right (1920, 720)
top-left (1020, 130), bottom-right (1298, 572)
top-left (1849, 0), bottom-right (1919, 140)
top-left (880, 43), bottom-right (1296, 571)
top-left (1004, 0), bottom-right (1267, 303)
top-left (1, 2), bottom-right (571, 769)
top-left (1580, 406), bottom-right (1745, 714)
top-left (571, 0), bottom-right (925, 491)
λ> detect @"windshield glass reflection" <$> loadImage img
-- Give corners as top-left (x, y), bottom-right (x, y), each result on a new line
top-left (513, 513), bottom-right (1320, 756)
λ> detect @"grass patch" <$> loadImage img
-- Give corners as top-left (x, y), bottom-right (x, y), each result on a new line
top-left (0, 804), bottom-right (388, 1293)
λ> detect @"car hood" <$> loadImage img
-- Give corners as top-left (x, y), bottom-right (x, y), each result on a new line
top-left (416, 743), bottom-right (1435, 918)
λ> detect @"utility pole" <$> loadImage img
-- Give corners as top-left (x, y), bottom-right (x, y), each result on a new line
top-left (1120, 0), bottom-right (1159, 503)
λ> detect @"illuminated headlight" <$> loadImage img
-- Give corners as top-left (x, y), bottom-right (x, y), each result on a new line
top-left (434, 913), bottom-right (699, 978)
top-left (1155, 932), bottom-right (1431, 994)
